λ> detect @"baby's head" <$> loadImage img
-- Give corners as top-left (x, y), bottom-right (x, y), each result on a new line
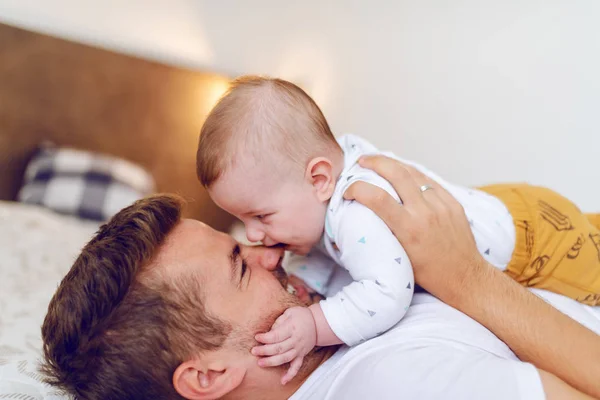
top-left (197, 76), bottom-right (343, 254)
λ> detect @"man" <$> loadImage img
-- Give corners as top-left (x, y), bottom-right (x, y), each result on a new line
top-left (41, 159), bottom-right (600, 399)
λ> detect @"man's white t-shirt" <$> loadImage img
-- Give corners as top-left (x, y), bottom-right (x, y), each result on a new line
top-left (290, 268), bottom-right (600, 400)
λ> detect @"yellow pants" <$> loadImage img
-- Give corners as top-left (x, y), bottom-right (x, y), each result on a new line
top-left (479, 184), bottom-right (600, 306)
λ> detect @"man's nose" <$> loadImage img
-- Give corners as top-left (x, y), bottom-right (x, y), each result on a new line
top-left (260, 246), bottom-right (285, 270)
top-left (245, 245), bottom-right (285, 271)
top-left (245, 224), bottom-right (265, 243)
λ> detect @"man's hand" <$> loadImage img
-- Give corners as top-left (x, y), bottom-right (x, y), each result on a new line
top-left (344, 155), bottom-right (481, 300)
top-left (253, 306), bottom-right (317, 385)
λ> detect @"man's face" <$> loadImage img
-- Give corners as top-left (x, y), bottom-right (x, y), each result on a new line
top-left (155, 219), bottom-right (304, 349)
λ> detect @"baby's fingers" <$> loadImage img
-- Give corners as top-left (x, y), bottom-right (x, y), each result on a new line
top-left (281, 356), bottom-right (304, 385)
top-left (258, 349), bottom-right (298, 368)
top-left (255, 322), bottom-right (292, 344)
top-left (252, 338), bottom-right (295, 357)
top-left (271, 312), bottom-right (289, 331)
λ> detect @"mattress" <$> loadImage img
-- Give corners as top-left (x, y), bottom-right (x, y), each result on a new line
top-left (0, 201), bottom-right (99, 399)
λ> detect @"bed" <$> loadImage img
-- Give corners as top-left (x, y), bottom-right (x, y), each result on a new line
top-left (0, 22), bottom-right (235, 398)
top-left (0, 202), bottom-right (99, 398)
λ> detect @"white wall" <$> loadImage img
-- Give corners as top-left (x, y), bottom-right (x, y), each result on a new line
top-left (1, 0), bottom-right (598, 210)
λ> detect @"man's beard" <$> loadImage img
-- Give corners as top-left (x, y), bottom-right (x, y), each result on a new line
top-left (228, 265), bottom-right (307, 374)
top-left (254, 292), bottom-right (304, 338)
top-left (230, 281), bottom-right (304, 354)
top-left (225, 267), bottom-right (336, 392)
top-left (253, 264), bottom-right (305, 334)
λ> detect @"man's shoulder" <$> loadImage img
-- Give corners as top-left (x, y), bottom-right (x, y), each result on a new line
top-left (293, 294), bottom-right (535, 399)
top-left (315, 341), bottom-right (541, 400)
top-left (293, 305), bottom-right (543, 399)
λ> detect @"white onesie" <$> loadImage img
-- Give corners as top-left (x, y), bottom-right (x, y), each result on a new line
top-left (287, 134), bottom-right (517, 346)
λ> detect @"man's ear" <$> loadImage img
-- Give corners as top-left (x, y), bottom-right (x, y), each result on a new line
top-left (305, 157), bottom-right (337, 202)
top-left (173, 359), bottom-right (245, 400)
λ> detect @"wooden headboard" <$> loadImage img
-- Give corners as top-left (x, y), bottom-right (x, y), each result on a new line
top-left (0, 22), bottom-right (234, 231)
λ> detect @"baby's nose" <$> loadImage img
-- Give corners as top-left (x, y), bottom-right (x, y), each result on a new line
top-left (246, 226), bottom-right (265, 243)
top-left (262, 237), bottom-right (279, 247)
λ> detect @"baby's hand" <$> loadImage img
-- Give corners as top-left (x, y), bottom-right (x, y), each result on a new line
top-left (253, 306), bottom-right (317, 385)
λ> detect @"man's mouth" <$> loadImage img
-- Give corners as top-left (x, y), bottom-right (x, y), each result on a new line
top-left (270, 255), bottom-right (300, 295)
top-left (271, 255), bottom-right (289, 290)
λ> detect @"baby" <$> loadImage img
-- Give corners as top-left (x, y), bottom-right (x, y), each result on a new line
top-left (196, 76), bottom-right (600, 384)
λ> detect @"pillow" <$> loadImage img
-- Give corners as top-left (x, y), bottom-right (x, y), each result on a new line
top-left (18, 143), bottom-right (156, 221)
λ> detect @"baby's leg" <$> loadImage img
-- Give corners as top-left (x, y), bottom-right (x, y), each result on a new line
top-left (585, 213), bottom-right (600, 230)
top-left (479, 184), bottom-right (600, 306)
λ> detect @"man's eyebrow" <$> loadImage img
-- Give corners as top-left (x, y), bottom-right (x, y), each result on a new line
top-left (229, 244), bottom-right (241, 284)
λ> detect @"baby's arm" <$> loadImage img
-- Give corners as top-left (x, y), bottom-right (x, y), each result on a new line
top-left (320, 201), bottom-right (415, 346)
top-left (278, 200), bottom-right (416, 349)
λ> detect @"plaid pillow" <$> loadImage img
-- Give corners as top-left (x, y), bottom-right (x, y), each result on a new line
top-left (18, 143), bottom-right (156, 221)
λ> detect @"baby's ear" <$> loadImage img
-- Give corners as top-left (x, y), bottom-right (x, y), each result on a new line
top-left (305, 157), bottom-right (336, 202)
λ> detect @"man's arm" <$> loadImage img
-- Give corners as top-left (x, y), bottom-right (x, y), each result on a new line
top-left (344, 155), bottom-right (600, 399)
top-left (538, 369), bottom-right (596, 400)
top-left (456, 258), bottom-right (600, 399)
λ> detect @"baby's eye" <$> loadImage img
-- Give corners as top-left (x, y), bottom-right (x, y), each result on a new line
top-left (255, 213), bottom-right (272, 221)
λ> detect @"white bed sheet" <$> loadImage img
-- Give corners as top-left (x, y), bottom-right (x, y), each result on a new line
top-left (0, 201), bottom-right (99, 399)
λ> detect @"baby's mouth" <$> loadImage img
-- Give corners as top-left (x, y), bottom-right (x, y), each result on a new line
top-left (284, 244), bottom-right (308, 256)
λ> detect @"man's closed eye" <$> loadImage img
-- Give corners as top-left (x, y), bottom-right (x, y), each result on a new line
top-left (230, 244), bottom-right (251, 288)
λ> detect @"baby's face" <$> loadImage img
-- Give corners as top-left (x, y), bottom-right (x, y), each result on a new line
top-left (209, 163), bottom-right (327, 255)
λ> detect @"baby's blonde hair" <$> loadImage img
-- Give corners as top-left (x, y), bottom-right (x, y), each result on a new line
top-left (196, 75), bottom-right (341, 187)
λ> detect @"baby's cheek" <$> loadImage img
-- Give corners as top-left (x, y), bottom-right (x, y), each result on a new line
top-left (273, 219), bottom-right (294, 238)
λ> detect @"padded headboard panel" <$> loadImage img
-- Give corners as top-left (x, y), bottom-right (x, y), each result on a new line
top-left (0, 22), bottom-right (234, 231)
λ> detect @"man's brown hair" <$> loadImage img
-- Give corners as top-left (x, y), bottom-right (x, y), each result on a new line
top-left (196, 75), bottom-right (340, 187)
top-left (41, 195), bottom-right (231, 400)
